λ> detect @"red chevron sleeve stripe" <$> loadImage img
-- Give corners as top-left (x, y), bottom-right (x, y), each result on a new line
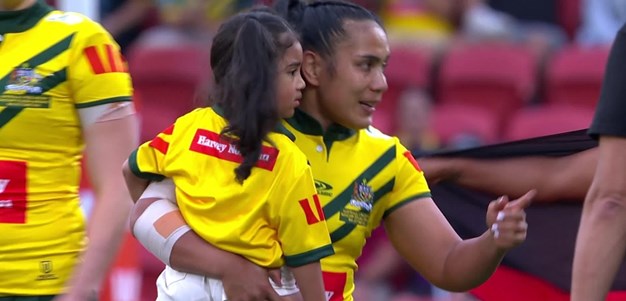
top-left (149, 137), bottom-right (169, 154)
top-left (105, 44), bottom-right (123, 72)
top-left (313, 194), bottom-right (325, 221)
top-left (299, 198), bottom-right (320, 225)
top-left (84, 46), bottom-right (106, 74)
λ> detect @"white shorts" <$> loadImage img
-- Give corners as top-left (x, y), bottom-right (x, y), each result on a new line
top-left (156, 265), bottom-right (299, 301)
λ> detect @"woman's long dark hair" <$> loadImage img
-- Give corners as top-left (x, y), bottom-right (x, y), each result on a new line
top-left (273, 0), bottom-right (382, 74)
top-left (210, 10), bottom-right (298, 183)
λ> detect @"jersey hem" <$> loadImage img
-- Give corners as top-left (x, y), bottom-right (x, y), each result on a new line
top-left (0, 293), bottom-right (58, 300)
top-left (284, 244), bottom-right (335, 267)
top-left (75, 96), bottom-right (132, 109)
top-left (383, 192), bottom-right (431, 219)
top-left (128, 149), bottom-right (166, 181)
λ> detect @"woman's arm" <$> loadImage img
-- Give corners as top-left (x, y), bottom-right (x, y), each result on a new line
top-left (290, 262), bottom-right (327, 301)
top-left (385, 191), bottom-right (534, 291)
top-left (419, 148), bottom-right (597, 202)
top-left (61, 114), bottom-right (139, 300)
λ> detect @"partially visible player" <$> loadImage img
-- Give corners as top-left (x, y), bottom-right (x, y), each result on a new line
top-left (122, 9), bottom-right (333, 301)
top-left (0, 0), bottom-right (138, 300)
top-left (572, 23), bottom-right (626, 301)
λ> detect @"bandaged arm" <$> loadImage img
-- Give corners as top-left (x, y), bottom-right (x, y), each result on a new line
top-left (131, 179), bottom-right (190, 266)
top-left (120, 171), bottom-right (270, 280)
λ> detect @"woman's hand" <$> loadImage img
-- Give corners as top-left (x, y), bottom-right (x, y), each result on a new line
top-left (485, 190), bottom-right (536, 250)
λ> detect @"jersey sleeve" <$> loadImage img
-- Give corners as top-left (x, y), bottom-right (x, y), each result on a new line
top-left (274, 163), bottom-right (334, 267)
top-left (128, 124), bottom-right (175, 181)
top-left (68, 16), bottom-right (133, 108)
top-left (382, 140), bottom-right (432, 218)
top-left (589, 24), bottom-right (626, 138)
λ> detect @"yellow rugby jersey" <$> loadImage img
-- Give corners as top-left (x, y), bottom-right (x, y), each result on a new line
top-left (0, 1), bottom-right (132, 295)
top-left (283, 109), bottom-right (432, 301)
top-left (129, 107), bottom-right (334, 268)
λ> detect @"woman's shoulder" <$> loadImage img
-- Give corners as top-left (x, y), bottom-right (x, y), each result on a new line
top-left (359, 125), bottom-right (402, 146)
top-left (268, 132), bottom-right (308, 164)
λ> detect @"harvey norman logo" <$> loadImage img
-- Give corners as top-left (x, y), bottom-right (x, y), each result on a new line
top-left (190, 129), bottom-right (279, 171)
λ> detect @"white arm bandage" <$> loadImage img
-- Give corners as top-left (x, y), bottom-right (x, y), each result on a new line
top-left (133, 179), bottom-right (190, 266)
top-left (270, 266), bottom-right (299, 296)
top-left (78, 101), bottom-right (136, 129)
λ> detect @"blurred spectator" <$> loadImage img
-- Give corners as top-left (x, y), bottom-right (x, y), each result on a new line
top-left (576, 0), bottom-right (626, 46)
top-left (394, 89), bottom-right (440, 156)
top-left (133, 0), bottom-right (215, 50)
top-left (381, 0), bottom-right (460, 52)
top-left (461, 0), bottom-right (567, 58)
top-left (101, 0), bottom-right (155, 52)
top-left (447, 133), bottom-right (485, 150)
top-left (102, 0), bottom-right (259, 51)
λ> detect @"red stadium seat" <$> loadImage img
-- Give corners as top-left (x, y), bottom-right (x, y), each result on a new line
top-left (375, 46), bottom-right (433, 135)
top-left (545, 45), bottom-right (610, 109)
top-left (556, 0), bottom-right (581, 40)
top-left (385, 46), bottom-right (432, 89)
top-left (128, 45), bottom-right (211, 143)
top-left (431, 103), bottom-right (500, 147)
top-left (504, 104), bottom-right (594, 141)
top-left (438, 42), bottom-right (537, 133)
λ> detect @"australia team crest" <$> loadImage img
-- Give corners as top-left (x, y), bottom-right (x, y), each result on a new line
top-left (6, 65), bottom-right (43, 94)
top-left (1, 65), bottom-right (50, 108)
top-left (340, 179), bottom-right (374, 226)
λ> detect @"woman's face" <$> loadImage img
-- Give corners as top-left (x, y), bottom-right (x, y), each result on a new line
top-left (276, 41), bottom-right (305, 118)
top-left (313, 20), bottom-right (390, 130)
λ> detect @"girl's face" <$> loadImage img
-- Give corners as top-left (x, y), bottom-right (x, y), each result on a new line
top-left (276, 41), bottom-right (305, 118)
top-left (311, 20), bottom-right (390, 130)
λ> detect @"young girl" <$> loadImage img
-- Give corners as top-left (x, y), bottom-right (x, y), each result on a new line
top-left (122, 9), bottom-right (332, 301)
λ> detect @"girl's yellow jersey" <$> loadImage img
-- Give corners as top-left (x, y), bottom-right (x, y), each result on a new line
top-left (130, 107), bottom-right (334, 268)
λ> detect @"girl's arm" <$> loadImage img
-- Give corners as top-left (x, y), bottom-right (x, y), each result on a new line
top-left (122, 159), bottom-right (150, 202)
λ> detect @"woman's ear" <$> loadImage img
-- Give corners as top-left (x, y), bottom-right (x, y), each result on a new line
top-left (301, 50), bottom-right (322, 87)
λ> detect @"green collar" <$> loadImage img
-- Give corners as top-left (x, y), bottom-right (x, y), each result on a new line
top-left (285, 109), bottom-right (355, 142)
top-left (0, 0), bottom-right (53, 35)
top-left (212, 104), bottom-right (225, 117)
top-left (212, 105), bottom-right (296, 141)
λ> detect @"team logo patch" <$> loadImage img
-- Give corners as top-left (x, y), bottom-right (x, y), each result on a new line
top-left (37, 260), bottom-right (58, 280)
top-left (314, 179), bottom-right (333, 197)
top-left (189, 129), bottom-right (279, 171)
top-left (6, 65), bottom-right (43, 94)
top-left (340, 179), bottom-right (374, 226)
top-left (0, 65), bottom-right (50, 108)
